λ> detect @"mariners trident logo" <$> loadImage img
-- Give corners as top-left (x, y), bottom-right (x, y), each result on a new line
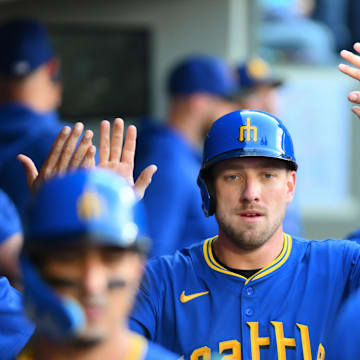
top-left (77, 190), bottom-right (103, 220)
top-left (239, 117), bottom-right (258, 142)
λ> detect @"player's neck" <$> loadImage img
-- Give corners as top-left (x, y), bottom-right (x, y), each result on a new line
top-left (168, 110), bottom-right (205, 147)
top-left (215, 226), bottom-right (285, 270)
top-left (33, 327), bottom-right (135, 360)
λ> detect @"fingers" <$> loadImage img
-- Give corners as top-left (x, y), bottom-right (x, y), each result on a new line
top-left (80, 145), bottom-right (97, 168)
top-left (69, 129), bottom-right (94, 169)
top-left (339, 44), bottom-right (360, 81)
top-left (354, 42), bottom-right (360, 54)
top-left (99, 120), bottom-right (111, 164)
top-left (16, 154), bottom-right (39, 192)
top-left (134, 164), bottom-right (157, 200)
top-left (121, 124), bottom-right (137, 168)
top-left (348, 91), bottom-right (360, 104)
top-left (340, 49), bottom-right (360, 68)
top-left (39, 125), bottom-right (71, 179)
top-left (109, 118), bottom-right (124, 162)
top-left (338, 62), bottom-right (360, 81)
top-left (56, 122), bottom-right (84, 174)
top-left (352, 107), bottom-right (360, 119)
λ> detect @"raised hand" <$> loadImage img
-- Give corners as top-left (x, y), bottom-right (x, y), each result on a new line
top-left (18, 118), bottom-right (157, 199)
top-left (17, 122), bottom-right (95, 193)
top-left (98, 118), bottom-right (157, 199)
top-left (339, 42), bottom-right (360, 118)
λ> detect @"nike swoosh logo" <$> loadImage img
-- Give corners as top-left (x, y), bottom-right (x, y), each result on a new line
top-left (180, 290), bottom-right (209, 303)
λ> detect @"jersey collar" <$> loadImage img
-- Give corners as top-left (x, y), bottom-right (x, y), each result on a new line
top-left (203, 233), bottom-right (293, 284)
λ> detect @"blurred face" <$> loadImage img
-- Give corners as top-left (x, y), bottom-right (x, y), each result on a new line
top-left (202, 97), bottom-right (239, 137)
top-left (213, 157), bottom-right (296, 250)
top-left (40, 246), bottom-right (143, 346)
top-left (238, 85), bottom-right (279, 116)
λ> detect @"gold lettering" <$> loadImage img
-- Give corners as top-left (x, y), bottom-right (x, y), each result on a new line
top-left (219, 340), bottom-right (241, 360)
top-left (248, 321), bottom-right (270, 360)
top-left (271, 321), bottom-right (296, 359)
top-left (296, 324), bottom-right (312, 360)
top-left (316, 344), bottom-right (325, 360)
top-left (190, 346), bottom-right (211, 360)
top-left (239, 118), bottom-right (258, 142)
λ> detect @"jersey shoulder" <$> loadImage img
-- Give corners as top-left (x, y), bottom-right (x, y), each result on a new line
top-left (291, 236), bottom-right (360, 269)
top-left (145, 240), bottom-right (205, 276)
top-left (292, 235), bottom-right (360, 252)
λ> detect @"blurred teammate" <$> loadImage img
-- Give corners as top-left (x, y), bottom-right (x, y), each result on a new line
top-left (130, 109), bottom-right (360, 359)
top-left (0, 189), bottom-right (22, 283)
top-left (235, 57), bottom-right (282, 116)
top-left (134, 55), bottom-right (237, 256)
top-left (235, 57), bottom-right (303, 236)
top-left (0, 19), bottom-right (66, 217)
top-left (322, 42), bottom-right (360, 360)
top-left (18, 168), bottom-right (178, 359)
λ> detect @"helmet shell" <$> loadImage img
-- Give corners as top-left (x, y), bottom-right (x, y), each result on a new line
top-left (198, 109), bottom-right (297, 216)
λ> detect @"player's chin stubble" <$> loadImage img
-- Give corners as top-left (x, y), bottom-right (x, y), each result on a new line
top-left (215, 210), bottom-right (285, 251)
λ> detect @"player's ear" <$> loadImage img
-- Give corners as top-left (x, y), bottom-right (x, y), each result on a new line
top-left (285, 170), bottom-right (296, 203)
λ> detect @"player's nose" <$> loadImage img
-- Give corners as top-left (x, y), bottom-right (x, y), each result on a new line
top-left (241, 176), bottom-right (260, 203)
top-left (80, 251), bottom-right (108, 296)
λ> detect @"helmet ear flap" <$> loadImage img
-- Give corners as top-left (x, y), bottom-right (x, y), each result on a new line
top-left (197, 171), bottom-right (216, 217)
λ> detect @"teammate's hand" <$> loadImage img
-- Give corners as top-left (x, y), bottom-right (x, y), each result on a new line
top-left (98, 118), bottom-right (157, 200)
top-left (339, 42), bottom-right (360, 118)
top-left (17, 122), bottom-right (96, 193)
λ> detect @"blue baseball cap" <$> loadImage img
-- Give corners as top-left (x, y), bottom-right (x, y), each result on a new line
top-left (237, 57), bottom-right (282, 92)
top-left (23, 168), bottom-right (150, 254)
top-left (0, 19), bottom-right (54, 76)
top-left (167, 55), bottom-right (237, 98)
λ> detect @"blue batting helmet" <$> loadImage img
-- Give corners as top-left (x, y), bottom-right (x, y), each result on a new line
top-left (20, 168), bottom-right (149, 340)
top-left (197, 109), bottom-right (297, 216)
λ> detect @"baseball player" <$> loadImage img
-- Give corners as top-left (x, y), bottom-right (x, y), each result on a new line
top-left (129, 109), bottom-right (360, 359)
top-left (17, 168), bottom-right (178, 360)
top-left (0, 19), bottom-right (65, 217)
top-left (307, 42), bottom-right (360, 360)
top-left (337, 43), bottom-right (360, 246)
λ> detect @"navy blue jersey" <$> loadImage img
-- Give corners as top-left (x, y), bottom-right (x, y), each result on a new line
top-left (130, 234), bottom-right (360, 359)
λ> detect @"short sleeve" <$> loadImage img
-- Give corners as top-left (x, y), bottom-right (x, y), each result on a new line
top-left (129, 260), bottom-right (163, 340)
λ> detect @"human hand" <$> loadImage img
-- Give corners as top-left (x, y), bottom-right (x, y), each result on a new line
top-left (339, 42), bottom-right (360, 118)
top-left (17, 122), bottom-right (95, 193)
top-left (97, 118), bottom-right (157, 199)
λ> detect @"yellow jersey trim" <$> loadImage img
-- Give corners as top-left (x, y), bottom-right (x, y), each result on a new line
top-left (124, 333), bottom-right (148, 360)
top-left (203, 236), bottom-right (247, 280)
top-left (203, 233), bottom-right (292, 284)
